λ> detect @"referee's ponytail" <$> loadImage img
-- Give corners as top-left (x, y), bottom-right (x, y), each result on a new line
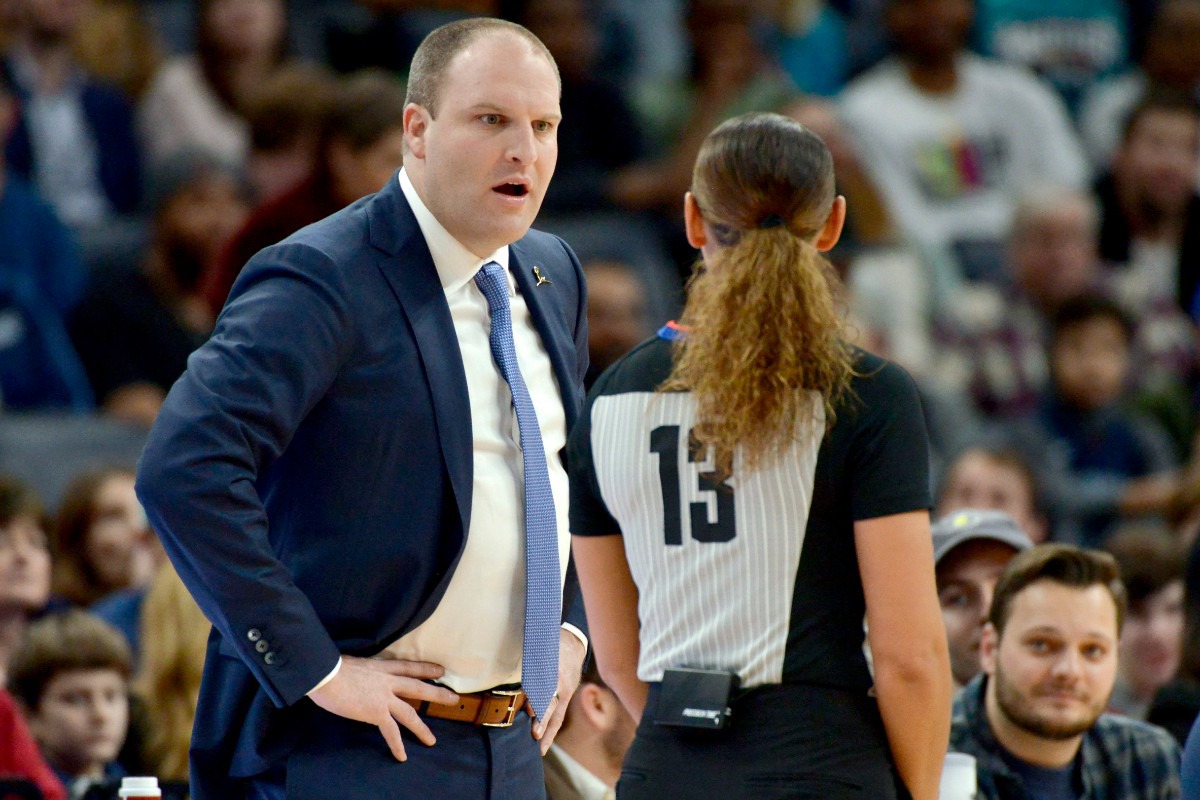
top-left (660, 112), bottom-right (855, 478)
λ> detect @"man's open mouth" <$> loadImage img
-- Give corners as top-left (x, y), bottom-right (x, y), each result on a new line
top-left (494, 182), bottom-right (529, 197)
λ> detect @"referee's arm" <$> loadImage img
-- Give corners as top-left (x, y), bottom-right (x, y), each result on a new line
top-left (857, 510), bottom-right (952, 800)
top-left (573, 533), bottom-right (648, 721)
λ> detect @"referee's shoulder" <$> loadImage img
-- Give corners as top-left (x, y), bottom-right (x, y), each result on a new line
top-left (847, 346), bottom-right (919, 394)
top-left (588, 331), bottom-right (674, 397)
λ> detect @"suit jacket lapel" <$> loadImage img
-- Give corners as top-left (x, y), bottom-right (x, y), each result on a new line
top-left (509, 245), bottom-right (578, 428)
top-left (366, 177), bottom-right (473, 537)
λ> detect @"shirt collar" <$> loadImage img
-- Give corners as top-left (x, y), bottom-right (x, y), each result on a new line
top-left (548, 745), bottom-right (614, 800)
top-left (398, 168), bottom-right (509, 294)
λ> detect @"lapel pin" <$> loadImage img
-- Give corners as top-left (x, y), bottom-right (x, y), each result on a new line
top-left (533, 266), bottom-right (552, 287)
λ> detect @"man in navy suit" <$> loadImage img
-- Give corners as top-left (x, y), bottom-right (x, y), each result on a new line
top-left (135, 18), bottom-right (588, 800)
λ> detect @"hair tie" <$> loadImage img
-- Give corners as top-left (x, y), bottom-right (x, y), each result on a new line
top-left (758, 213), bottom-right (786, 230)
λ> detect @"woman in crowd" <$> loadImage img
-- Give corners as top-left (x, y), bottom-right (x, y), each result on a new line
top-left (52, 467), bottom-right (157, 610)
top-left (138, 0), bottom-right (288, 169)
top-left (0, 475), bottom-right (51, 685)
top-left (569, 111), bottom-right (951, 799)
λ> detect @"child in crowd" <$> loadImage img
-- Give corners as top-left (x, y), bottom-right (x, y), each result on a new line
top-left (7, 609), bottom-right (133, 799)
top-left (936, 446), bottom-right (1050, 544)
top-left (1005, 293), bottom-right (1178, 545)
top-left (1104, 526), bottom-right (1187, 720)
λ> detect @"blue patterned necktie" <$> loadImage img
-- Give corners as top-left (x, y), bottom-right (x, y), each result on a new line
top-left (473, 261), bottom-right (561, 720)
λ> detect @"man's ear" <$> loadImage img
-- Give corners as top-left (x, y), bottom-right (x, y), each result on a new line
top-left (980, 622), bottom-right (1000, 675)
top-left (574, 682), bottom-right (607, 729)
top-left (403, 104), bottom-right (430, 159)
top-left (684, 192), bottom-right (708, 250)
top-left (814, 195), bottom-right (846, 252)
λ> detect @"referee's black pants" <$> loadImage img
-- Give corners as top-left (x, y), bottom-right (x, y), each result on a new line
top-left (617, 681), bottom-right (908, 800)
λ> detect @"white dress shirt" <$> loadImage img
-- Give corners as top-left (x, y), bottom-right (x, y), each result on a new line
top-left (362, 170), bottom-right (573, 692)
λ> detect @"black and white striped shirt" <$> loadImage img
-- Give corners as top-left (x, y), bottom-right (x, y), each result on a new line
top-left (569, 334), bottom-right (930, 692)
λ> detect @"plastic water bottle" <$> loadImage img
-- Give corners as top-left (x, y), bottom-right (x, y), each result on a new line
top-left (118, 777), bottom-right (162, 798)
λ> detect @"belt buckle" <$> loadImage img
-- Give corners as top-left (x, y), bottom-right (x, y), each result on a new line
top-left (479, 688), bottom-right (523, 728)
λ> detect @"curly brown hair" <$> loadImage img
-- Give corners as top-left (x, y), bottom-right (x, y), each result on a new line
top-left (661, 112), bottom-right (855, 476)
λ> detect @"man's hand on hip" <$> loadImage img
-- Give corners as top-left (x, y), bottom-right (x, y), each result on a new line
top-left (308, 656), bottom-right (458, 762)
top-left (530, 628), bottom-right (587, 754)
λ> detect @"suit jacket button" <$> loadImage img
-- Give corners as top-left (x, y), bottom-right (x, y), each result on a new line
top-left (248, 629), bottom-right (262, 642)
top-left (255, 640), bottom-right (269, 653)
top-left (264, 652), bottom-right (276, 665)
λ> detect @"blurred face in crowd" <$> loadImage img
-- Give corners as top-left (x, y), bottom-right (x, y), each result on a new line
top-left (21, 0), bottom-right (85, 40)
top-left (158, 170), bottom-right (251, 291)
top-left (585, 260), bottom-right (648, 376)
top-left (886, 0), bottom-right (974, 66)
top-left (937, 539), bottom-right (1021, 686)
top-left (404, 31), bottom-right (560, 257)
top-left (1117, 108), bottom-right (1200, 224)
top-left (937, 450), bottom-right (1047, 543)
top-left (982, 580), bottom-right (1119, 742)
top-left (27, 669), bottom-right (129, 779)
top-left (328, 127), bottom-right (406, 206)
top-left (1050, 317), bottom-right (1129, 413)
top-left (202, 0), bottom-right (285, 60)
top-left (521, 0), bottom-right (597, 80)
top-left (1144, 0), bottom-right (1200, 87)
top-left (1010, 200), bottom-right (1098, 311)
top-left (84, 474), bottom-right (149, 594)
top-left (1119, 580), bottom-right (1185, 701)
top-left (0, 513), bottom-right (50, 613)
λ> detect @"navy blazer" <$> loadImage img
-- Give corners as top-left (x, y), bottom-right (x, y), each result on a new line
top-left (135, 173), bottom-right (588, 798)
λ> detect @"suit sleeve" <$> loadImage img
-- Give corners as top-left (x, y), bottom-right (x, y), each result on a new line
top-left (135, 242), bottom-right (353, 708)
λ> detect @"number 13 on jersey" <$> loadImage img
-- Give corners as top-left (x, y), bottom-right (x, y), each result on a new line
top-left (649, 425), bottom-right (737, 546)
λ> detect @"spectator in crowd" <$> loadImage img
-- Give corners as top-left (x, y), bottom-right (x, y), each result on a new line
top-left (72, 0), bottom-right (162, 103)
top-left (767, 1), bottom-right (850, 97)
top-left (973, 0), bottom-right (1129, 116)
top-left (581, 258), bottom-right (654, 388)
top-left (839, 0), bottom-right (1087, 286)
top-left (936, 447), bottom-right (1050, 544)
top-left (0, 476), bottom-right (51, 686)
top-left (950, 544), bottom-right (1182, 798)
top-left (0, 686), bottom-right (67, 800)
top-left (133, 562), bottom-right (208, 786)
top-left (933, 185), bottom-right (1101, 419)
top-left (51, 468), bottom-right (156, 611)
top-left (1097, 91), bottom-right (1200, 320)
top-left (0, 46), bottom-right (98, 412)
top-left (137, 0), bottom-right (288, 170)
top-left (612, 0), bottom-right (801, 275)
top-left (240, 61), bottom-right (338, 203)
top-left (8, 610), bottom-right (133, 799)
top-left (1080, 0), bottom-right (1200, 172)
top-left (200, 69), bottom-right (404, 315)
top-left (1, 0), bottom-right (142, 231)
top-left (543, 657), bottom-right (636, 800)
top-left (70, 150), bottom-right (251, 427)
top-left (933, 508), bottom-right (1033, 690)
top-left (1004, 294), bottom-right (1179, 546)
top-left (501, 0), bottom-right (645, 215)
top-left (1104, 527), bottom-right (1187, 720)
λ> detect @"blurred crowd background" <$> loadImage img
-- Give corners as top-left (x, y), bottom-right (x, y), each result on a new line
top-left (3, 0), bottom-right (1200, 796)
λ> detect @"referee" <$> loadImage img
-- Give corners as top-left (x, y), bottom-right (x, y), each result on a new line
top-left (569, 112), bottom-right (951, 800)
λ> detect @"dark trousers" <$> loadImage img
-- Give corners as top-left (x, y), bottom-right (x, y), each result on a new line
top-left (243, 710), bottom-right (547, 800)
top-left (617, 682), bottom-right (903, 800)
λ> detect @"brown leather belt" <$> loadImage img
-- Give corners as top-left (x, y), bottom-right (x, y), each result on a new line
top-left (405, 687), bottom-right (527, 728)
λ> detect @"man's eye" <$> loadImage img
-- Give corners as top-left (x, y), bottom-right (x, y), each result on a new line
top-left (939, 591), bottom-right (969, 609)
top-left (481, 114), bottom-right (501, 125)
top-left (533, 120), bottom-right (552, 133)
